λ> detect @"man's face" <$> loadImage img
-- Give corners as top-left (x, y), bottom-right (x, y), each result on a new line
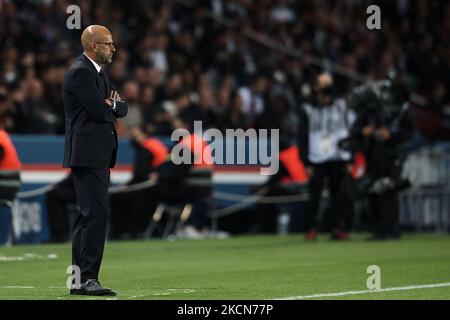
top-left (94, 34), bottom-right (116, 64)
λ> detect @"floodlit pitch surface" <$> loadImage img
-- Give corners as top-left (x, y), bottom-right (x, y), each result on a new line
top-left (0, 234), bottom-right (449, 300)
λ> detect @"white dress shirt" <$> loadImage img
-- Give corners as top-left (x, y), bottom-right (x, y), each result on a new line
top-left (83, 52), bottom-right (101, 73)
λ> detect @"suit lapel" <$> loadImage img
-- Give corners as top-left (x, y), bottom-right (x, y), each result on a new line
top-left (99, 71), bottom-right (108, 97)
top-left (102, 71), bottom-right (112, 95)
top-left (79, 54), bottom-right (108, 98)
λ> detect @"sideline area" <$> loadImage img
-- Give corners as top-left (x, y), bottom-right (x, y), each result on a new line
top-left (1, 234), bottom-right (449, 300)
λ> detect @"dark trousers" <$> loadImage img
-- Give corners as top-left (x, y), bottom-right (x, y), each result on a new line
top-left (185, 197), bottom-right (211, 229)
top-left (109, 188), bottom-right (156, 239)
top-left (71, 167), bottom-right (110, 283)
top-left (109, 183), bottom-right (211, 238)
top-left (0, 204), bottom-right (12, 245)
top-left (307, 161), bottom-right (354, 232)
top-left (366, 149), bottom-right (403, 237)
top-left (154, 183), bottom-right (211, 230)
top-left (369, 193), bottom-right (400, 237)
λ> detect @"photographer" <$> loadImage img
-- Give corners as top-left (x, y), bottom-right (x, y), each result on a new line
top-left (348, 72), bottom-right (415, 240)
top-left (299, 72), bottom-right (356, 241)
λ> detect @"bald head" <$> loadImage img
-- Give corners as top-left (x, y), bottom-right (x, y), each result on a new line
top-left (81, 25), bottom-right (116, 65)
top-left (81, 25), bottom-right (110, 50)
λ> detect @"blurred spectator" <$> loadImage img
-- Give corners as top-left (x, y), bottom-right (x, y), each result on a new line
top-left (0, 87), bottom-right (15, 132)
top-left (149, 32), bottom-right (169, 74)
top-left (299, 73), bottom-right (356, 241)
top-left (116, 79), bottom-right (142, 136)
top-left (225, 91), bottom-right (246, 129)
top-left (238, 74), bottom-right (270, 128)
top-left (152, 115), bottom-right (213, 239)
top-left (0, 0), bottom-right (447, 137)
top-left (108, 53), bottom-right (128, 88)
top-left (0, 123), bottom-right (21, 245)
top-left (15, 78), bottom-right (61, 134)
top-left (109, 127), bottom-right (169, 240)
top-left (252, 135), bottom-right (309, 234)
top-left (255, 93), bottom-right (296, 134)
top-left (184, 77), bottom-right (217, 129)
top-left (212, 80), bottom-right (234, 131)
top-left (2, 0), bottom-right (448, 241)
top-left (142, 96), bottom-right (173, 136)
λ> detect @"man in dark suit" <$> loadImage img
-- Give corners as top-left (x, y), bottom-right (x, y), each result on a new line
top-left (62, 25), bottom-right (127, 296)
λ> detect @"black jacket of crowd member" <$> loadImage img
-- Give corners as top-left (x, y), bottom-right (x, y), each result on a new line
top-left (255, 133), bottom-right (308, 196)
top-left (0, 130), bottom-right (22, 203)
top-left (156, 157), bottom-right (212, 198)
top-left (264, 162), bottom-right (290, 188)
top-left (297, 107), bottom-right (310, 166)
top-left (128, 140), bottom-right (158, 185)
top-left (348, 80), bottom-right (415, 155)
top-left (155, 156), bottom-right (191, 185)
top-left (348, 80), bottom-right (415, 181)
top-left (155, 134), bottom-right (213, 198)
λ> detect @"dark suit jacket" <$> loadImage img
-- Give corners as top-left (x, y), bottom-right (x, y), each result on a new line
top-left (62, 54), bottom-right (128, 168)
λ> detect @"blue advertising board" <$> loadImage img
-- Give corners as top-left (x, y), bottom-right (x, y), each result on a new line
top-left (3, 135), bottom-right (278, 244)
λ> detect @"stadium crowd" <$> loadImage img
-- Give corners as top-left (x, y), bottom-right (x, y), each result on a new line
top-left (0, 0), bottom-right (449, 138)
top-left (0, 0), bottom-right (449, 242)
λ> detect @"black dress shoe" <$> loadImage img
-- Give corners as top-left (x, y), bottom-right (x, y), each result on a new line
top-left (71, 279), bottom-right (116, 296)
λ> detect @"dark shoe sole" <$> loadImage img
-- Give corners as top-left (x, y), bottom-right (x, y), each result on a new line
top-left (70, 289), bottom-right (81, 295)
top-left (81, 290), bottom-right (116, 296)
top-left (70, 289), bottom-right (116, 296)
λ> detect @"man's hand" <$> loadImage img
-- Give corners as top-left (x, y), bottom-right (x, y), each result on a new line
top-left (105, 90), bottom-right (122, 107)
top-left (110, 90), bottom-right (121, 101)
top-left (105, 98), bottom-right (113, 106)
top-left (306, 166), bottom-right (314, 177)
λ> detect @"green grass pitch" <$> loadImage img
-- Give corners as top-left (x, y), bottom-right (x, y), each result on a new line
top-left (0, 234), bottom-right (449, 300)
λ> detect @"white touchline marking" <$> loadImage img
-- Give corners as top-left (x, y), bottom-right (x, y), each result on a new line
top-left (0, 253), bottom-right (58, 262)
top-left (152, 289), bottom-right (196, 296)
top-left (2, 286), bottom-right (64, 290)
top-left (125, 288), bottom-right (196, 299)
top-left (0, 257), bottom-right (26, 262)
top-left (275, 282), bottom-right (450, 300)
top-left (127, 294), bottom-right (146, 299)
top-left (167, 288), bottom-right (196, 293)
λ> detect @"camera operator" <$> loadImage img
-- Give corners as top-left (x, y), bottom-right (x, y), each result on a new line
top-left (347, 70), bottom-right (415, 240)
